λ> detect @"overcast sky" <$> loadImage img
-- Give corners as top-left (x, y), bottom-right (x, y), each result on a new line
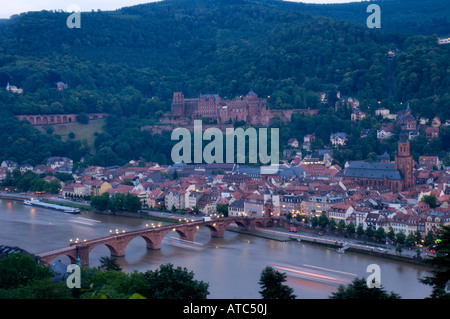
top-left (0, 0), bottom-right (364, 19)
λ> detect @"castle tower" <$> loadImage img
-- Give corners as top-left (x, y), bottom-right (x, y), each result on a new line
top-left (244, 90), bottom-right (266, 125)
top-left (245, 90), bottom-right (259, 116)
top-left (171, 92), bottom-right (185, 116)
top-left (395, 132), bottom-right (414, 190)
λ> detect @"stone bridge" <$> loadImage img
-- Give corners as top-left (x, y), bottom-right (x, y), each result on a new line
top-left (16, 113), bottom-right (109, 125)
top-left (37, 217), bottom-right (273, 267)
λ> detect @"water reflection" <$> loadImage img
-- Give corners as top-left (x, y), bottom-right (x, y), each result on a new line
top-left (0, 199), bottom-right (434, 299)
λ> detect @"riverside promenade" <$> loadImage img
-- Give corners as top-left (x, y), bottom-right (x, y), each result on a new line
top-left (234, 225), bottom-right (433, 267)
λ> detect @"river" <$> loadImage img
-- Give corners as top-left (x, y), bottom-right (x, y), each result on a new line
top-left (0, 198), bottom-right (433, 299)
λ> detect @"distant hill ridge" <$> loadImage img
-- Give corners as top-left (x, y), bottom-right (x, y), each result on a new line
top-left (0, 0), bottom-right (448, 119)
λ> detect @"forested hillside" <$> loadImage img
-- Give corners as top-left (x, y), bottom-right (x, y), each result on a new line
top-left (0, 0), bottom-right (448, 166)
top-left (291, 0), bottom-right (450, 36)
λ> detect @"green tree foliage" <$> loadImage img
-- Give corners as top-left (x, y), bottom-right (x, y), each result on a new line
top-left (0, 0), bottom-right (448, 120)
top-left (395, 232), bottom-right (406, 245)
top-left (356, 224), bottom-right (365, 238)
top-left (297, 0), bottom-right (450, 36)
top-left (76, 112), bottom-right (89, 124)
top-left (0, 0), bottom-right (447, 167)
top-left (330, 277), bottom-right (401, 299)
top-left (318, 212), bottom-right (329, 230)
top-left (216, 203), bottom-right (228, 217)
top-left (86, 270), bottom-right (135, 299)
top-left (0, 253), bottom-right (54, 290)
top-left (1, 169), bottom-right (61, 193)
top-left (0, 253), bottom-right (209, 299)
top-left (90, 192), bottom-right (142, 213)
top-left (346, 222), bottom-right (356, 237)
top-left (0, 253), bottom-right (72, 299)
top-left (422, 195), bottom-right (438, 209)
top-left (258, 266), bottom-right (296, 299)
top-left (337, 219), bottom-right (346, 233)
top-left (135, 263), bottom-right (209, 299)
top-left (420, 225), bottom-right (450, 299)
top-left (99, 256), bottom-right (122, 272)
top-left (0, 111), bottom-right (88, 166)
top-left (375, 227), bottom-right (386, 243)
top-left (90, 192), bottom-right (111, 211)
top-left (3, 278), bottom-right (73, 299)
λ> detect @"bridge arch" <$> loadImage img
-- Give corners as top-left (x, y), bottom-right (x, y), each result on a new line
top-left (166, 226), bottom-right (196, 242)
top-left (228, 220), bottom-right (248, 230)
top-left (38, 217), bottom-right (274, 267)
top-left (140, 232), bottom-right (167, 250)
top-left (43, 253), bottom-right (77, 266)
top-left (202, 224), bottom-right (221, 236)
top-left (87, 242), bottom-right (125, 259)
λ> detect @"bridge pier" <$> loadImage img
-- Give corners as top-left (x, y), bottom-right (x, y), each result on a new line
top-left (77, 245), bottom-right (90, 267)
top-left (178, 227), bottom-right (196, 242)
top-left (142, 231), bottom-right (167, 250)
top-left (210, 224), bottom-right (226, 238)
top-left (107, 236), bottom-right (133, 258)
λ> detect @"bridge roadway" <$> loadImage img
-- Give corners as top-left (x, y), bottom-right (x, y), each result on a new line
top-left (37, 216), bottom-right (273, 266)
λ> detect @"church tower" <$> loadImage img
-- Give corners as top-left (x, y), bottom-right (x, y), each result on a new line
top-left (395, 132), bottom-right (414, 191)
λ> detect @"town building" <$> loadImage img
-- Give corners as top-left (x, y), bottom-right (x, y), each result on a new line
top-left (279, 193), bottom-right (303, 216)
top-left (330, 132), bottom-right (349, 146)
top-left (344, 133), bottom-right (414, 192)
top-left (6, 82), bottom-right (23, 94)
top-left (228, 200), bottom-right (245, 217)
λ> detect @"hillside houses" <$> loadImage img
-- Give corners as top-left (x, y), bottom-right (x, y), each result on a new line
top-left (330, 132), bottom-right (349, 146)
top-left (46, 157), bottom-right (73, 173)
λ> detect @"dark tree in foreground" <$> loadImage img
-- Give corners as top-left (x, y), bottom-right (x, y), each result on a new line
top-left (329, 277), bottom-right (401, 299)
top-left (99, 256), bottom-right (122, 271)
top-left (420, 225), bottom-right (450, 299)
top-left (258, 266), bottom-right (296, 299)
top-left (0, 253), bottom-right (53, 290)
top-left (0, 253), bottom-right (72, 299)
top-left (138, 263), bottom-right (209, 299)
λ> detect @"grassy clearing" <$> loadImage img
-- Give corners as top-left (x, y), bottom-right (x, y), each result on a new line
top-left (36, 119), bottom-right (105, 151)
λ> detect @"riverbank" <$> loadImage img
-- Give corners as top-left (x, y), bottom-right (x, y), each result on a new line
top-left (0, 193), bottom-right (433, 268)
top-left (93, 210), bottom-right (433, 267)
top-left (39, 199), bottom-right (90, 211)
top-left (237, 226), bottom-right (432, 267)
top-left (0, 192), bottom-right (29, 201)
top-left (93, 209), bottom-right (182, 224)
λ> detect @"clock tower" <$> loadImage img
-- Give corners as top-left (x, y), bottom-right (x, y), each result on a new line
top-left (395, 132), bottom-right (414, 191)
